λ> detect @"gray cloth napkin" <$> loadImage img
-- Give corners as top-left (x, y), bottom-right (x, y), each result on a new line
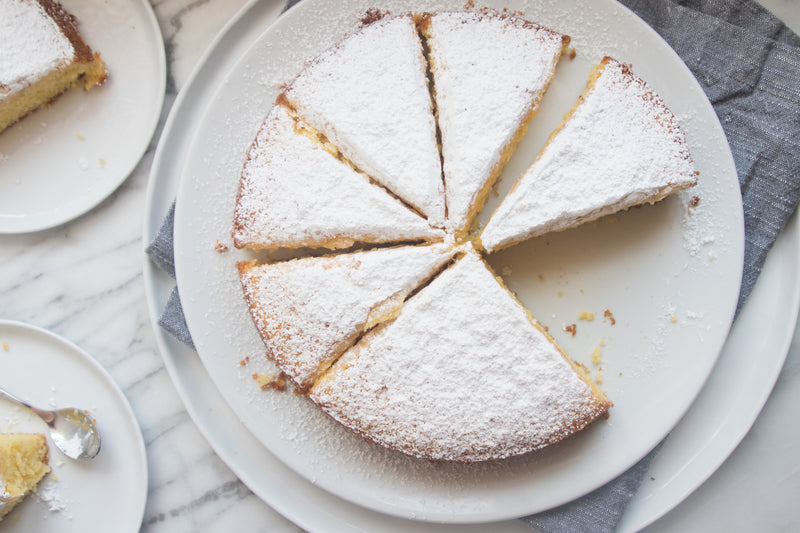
top-left (523, 1), bottom-right (800, 531)
top-left (146, 0), bottom-right (800, 531)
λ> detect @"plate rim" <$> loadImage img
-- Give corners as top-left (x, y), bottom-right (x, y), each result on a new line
top-left (0, 0), bottom-right (166, 235)
top-left (0, 318), bottom-right (149, 533)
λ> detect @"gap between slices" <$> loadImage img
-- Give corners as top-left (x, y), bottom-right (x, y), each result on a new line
top-left (309, 248), bottom-right (612, 462)
top-left (231, 103), bottom-right (445, 251)
top-left (415, 10), bottom-right (571, 238)
top-left (282, 14), bottom-right (446, 228)
top-left (236, 242), bottom-right (458, 392)
top-left (479, 56), bottom-right (698, 253)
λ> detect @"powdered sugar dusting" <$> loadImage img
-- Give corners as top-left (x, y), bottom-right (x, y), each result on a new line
top-left (238, 243), bottom-right (455, 390)
top-left (285, 15), bottom-right (445, 227)
top-left (310, 251), bottom-right (609, 462)
top-left (481, 57), bottom-right (698, 252)
top-left (232, 104), bottom-right (444, 250)
top-left (423, 10), bottom-right (567, 234)
top-left (34, 476), bottom-right (69, 517)
top-left (0, 0), bottom-right (74, 96)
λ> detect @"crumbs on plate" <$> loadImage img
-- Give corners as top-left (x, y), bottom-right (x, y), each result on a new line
top-left (253, 372), bottom-right (288, 392)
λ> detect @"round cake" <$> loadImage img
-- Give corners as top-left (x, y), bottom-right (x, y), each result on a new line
top-left (232, 8), bottom-right (696, 462)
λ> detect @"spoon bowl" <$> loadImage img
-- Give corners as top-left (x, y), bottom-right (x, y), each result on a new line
top-left (0, 386), bottom-right (101, 460)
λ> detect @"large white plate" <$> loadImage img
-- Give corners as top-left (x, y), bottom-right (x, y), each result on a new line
top-left (170, 0), bottom-right (743, 523)
top-left (0, 320), bottom-right (148, 533)
top-left (145, 1), bottom-right (799, 531)
top-left (0, 0), bottom-right (165, 234)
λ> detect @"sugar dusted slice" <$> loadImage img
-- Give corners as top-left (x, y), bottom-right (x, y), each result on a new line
top-left (0, 0), bottom-right (107, 133)
top-left (310, 250), bottom-right (611, 462)
top-left (238, 243), bottom-right (455, 391)
top-left (284, 15), bottom-right (445, 227)
top-left (418, 10), bottom-right (569, 236)
top-left (480, 57), bottom-right (698, 253)
top-left (232, 104), bottom-right (444, 251)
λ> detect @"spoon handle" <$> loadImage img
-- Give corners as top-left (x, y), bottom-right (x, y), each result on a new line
top-left (0, 386), bottom-right (55, 424)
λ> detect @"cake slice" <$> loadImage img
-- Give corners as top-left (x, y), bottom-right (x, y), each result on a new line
top-left (418, 10), bottom-right (569, 236)
top-left (283, 14), bottom-right (445, 227)
top-left (310, 249), bottom-right (611, 462)
top-left (0, 433), bottom-right (50, 520)
top-left (0, 0), bottom-right (107, 134)
top-left (480, 57), bottom-right (698, 253)
top-left (232, 104), bottom-right (444, 251)
top-left (238, 242), bottom-right (455, 391)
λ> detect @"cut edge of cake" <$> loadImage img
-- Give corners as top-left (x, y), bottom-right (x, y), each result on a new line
top-left (309, 248), bottom-right (611, 462)
top-left (415, 9), bottom-right (571, 238)
top-left (479, 56), bottom-right (698, 254)
top-left (282, 13), bottom-right (446, 229)
top-left (0, 0), bottom-right (107, 134)
top-left (0, 433), bottom-right (51, 521)
top-left (232, 101), bottom-right (446, 252)
top-left (237, 242), bottom-right (457, 392)
top-left (486, 255), bottom-right (612, 416)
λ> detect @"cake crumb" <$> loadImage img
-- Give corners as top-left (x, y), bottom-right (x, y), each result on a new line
top-left (603, 309), bottom-right (616, 325)
top-left (253, 372), bottom-right (287, 391)
top-left (564, 324), bottom-right (576, 336)
top-left (594, 371), bottom-right (603, 384)
top-left (76, 134), bottom-right (85, 141)
top-left (214, 240), bottom-right (229, 253)
top-left (569, 47), bottom-right (577, 59)
top-left (360, 8), bottom-right (387, 25)
top-left (670, 315), bottom-right (678, 323)
top-left (238, 356), bottom-right (250, 366)
top-left (1, 341), bottom-right (8, 351)
top-left (98, 158), bottom-right (105, 168)
top-left (689, 195), bottom-right (700, 208)
top-left (578, 311), bottom-right (594, 321)
top-left (591, 345), bottom-right (602, 365)
top-left (557, 290), bottom-right (564, 297)
top-left (538, 274), bottom-right (545, 282)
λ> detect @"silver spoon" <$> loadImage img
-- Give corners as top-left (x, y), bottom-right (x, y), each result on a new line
top-left (0, 386), bottom-right (101, 460)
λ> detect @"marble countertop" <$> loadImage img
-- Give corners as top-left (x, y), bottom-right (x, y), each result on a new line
top-left (1, 0), bottom-right (799, 531)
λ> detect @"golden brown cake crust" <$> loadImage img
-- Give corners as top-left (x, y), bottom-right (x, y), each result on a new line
top-left (36, 0), bottom-right (92, 63)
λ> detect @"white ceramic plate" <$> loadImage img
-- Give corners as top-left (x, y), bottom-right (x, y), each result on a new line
top-left (0, 0), bottom-right (165, 234)
top-left (171, 0), bottom-right (743, 522)
top-left (0, 320), bottom-right (147, 533)
top-left (145, 1), bottom-right (798, 530)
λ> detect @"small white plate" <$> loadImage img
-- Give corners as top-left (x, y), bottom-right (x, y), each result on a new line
top-left (0, 320), bottom-right (147, 533)
top-left (0, 0), bottom-right (165, 234)
top-left (171, 0), bottom-right (743, 522)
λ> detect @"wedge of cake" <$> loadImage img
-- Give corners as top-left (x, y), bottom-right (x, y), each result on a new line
top-left (0, 433), bottom-right (50, 520)
top-left (238, 242), bottom-right (455, 391)
top-left (232, 104), bottom-right (444, 251)
top-left (283, 14), bottom-right (445, 227)
top-left (0, 0), bottom-right (107, 134)
top-left (480, 57), bottom-right (698, 253)
top-left (310, 249), bottom-right (611, 462)
top-left (418, 10), bottom-right (569, 236)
